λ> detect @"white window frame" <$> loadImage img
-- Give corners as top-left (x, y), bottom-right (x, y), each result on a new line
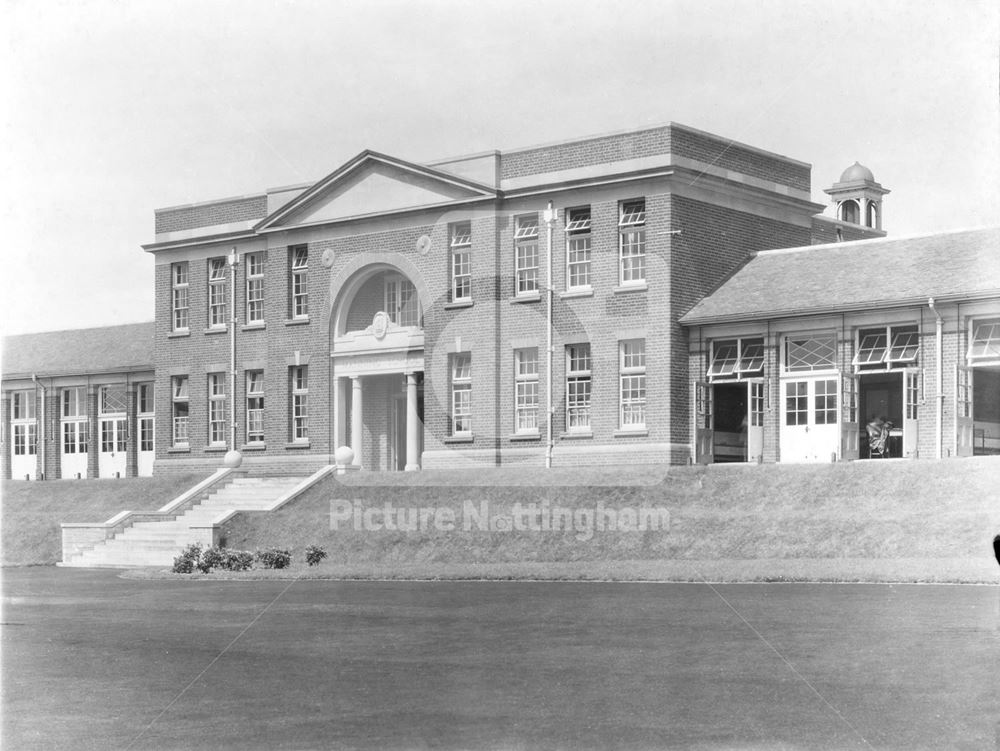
top-left (208, 373), bottom-right (226, 446)
top-left (138, 383), bottom-right (154, 416)
top-left (566, 343), bottom-right (592, 431)
top-left (99, 385), bottom-right (127, 416)
top-left (852, 324), bottom-right (919, 371)
top-left (384, 275), bottom-right (420, 327)
top-left (246, 370), bottom-right (265, 444)
top-left (290, 246), bottom-right (308, 319)
top-left (450, 223), bottom-right (472, 302)
top-left (208, 258), bottom-right (227, 328)
top-left (708, 337), bottom-right (765, 381)
top-left (246, 253), bottom-right (265, 324)
top-left (514, 348), bottom-right (539, 434)
top-left (619, 199), bottom-right (646, 286)
top-left (171, 376), bottom-right (189, 447)
top-left (451, 353), bottom-right (472, 435)
top-left (12, 391), bottom-right (37, 457)
top-left (61, 387), bottom-right (88, 456)
top-left (172, 262), bottom-right (189, 332)
top-left (138, 383), bottom-right (155, 453)
top-left (514, 214), bottom-right (539, 296)
top-left (783, 332), bottom-right (838, 375)
top-left (566, 207), bottom-right (592, 290)
top-left (967, 317), bottom-right (1000, 366)
top-left (291, 365), bottom-right (308, 442)
top-left (619, 339), bottom-right (646, 429)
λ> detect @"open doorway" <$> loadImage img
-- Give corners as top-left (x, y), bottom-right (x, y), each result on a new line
top-left (712, 383), bottom-right (747, 462)
top-left (972, 367), bottom-right (1000, 455)
top-left (859, 372), bottom-right (910, 458)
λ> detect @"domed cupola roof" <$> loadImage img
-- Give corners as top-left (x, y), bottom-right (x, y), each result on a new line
top-left (839, 161), bottom-right (875, 183)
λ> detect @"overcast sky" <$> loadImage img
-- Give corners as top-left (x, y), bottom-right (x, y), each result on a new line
top-left (2, 0), bottom-right (997, 336)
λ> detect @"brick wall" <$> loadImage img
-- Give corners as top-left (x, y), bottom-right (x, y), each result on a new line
top-left (500, 127), bottom-right (672, 180)
top-left (155, 195), bottom-right (268, 235)
top-left (669, 195), bottom-right (811, 446)
top-left (671, 127), bottom-right (810, 192)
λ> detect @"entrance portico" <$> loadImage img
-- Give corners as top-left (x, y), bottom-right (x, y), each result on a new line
top-left (332, 313), bottom-right (424, 471)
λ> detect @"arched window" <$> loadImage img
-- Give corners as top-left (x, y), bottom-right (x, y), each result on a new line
top-left (839, 200), bottom-right (860, 224)
top-left (866, 201), bottom-right (878, 228)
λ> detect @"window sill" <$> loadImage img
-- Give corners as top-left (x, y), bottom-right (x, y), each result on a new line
top-left (285, 441), bottom-right (311, 450)
top-left (204, 327), bottom-right (228, 335)
top-left (444, 435), bottom-right (474, 444)
top-left (613, 283), bottom-right (648, 294)
top-left (167, 331), bottom-right (190, 339)
top-left (241, 443), bottom-right (267, 451)
top-left (508, 431), bottom-right (541, 441)
top-left (614, 428), bottom-right (649, 438)
top-left (203, 446), bottom-right (228, 453)
top-left (444, 300), bottom-right (474, 310)
top-left (285, 317), bottom-right (310, 326)
top-left (511, 291), bottom-right (541, 304)
top-left (242, 323), bottom-right (266, 332)
top-left (560, 288), bottom-right (593, 300)
top-left (167, 446), bottom-right (191, 454)
top-left (560, 430), bottom-right (593, 439)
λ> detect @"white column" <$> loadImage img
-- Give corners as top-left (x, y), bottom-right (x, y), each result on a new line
top-left (332, 377), bottom-right (343, 449)
top-left (405, 373), bottom-right (420, 471)
top-left (350, 376), bottom-right (363, 467)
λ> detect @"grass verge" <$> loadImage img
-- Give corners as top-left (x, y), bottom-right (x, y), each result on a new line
top-left (1, 474), bottom-right (203, 566)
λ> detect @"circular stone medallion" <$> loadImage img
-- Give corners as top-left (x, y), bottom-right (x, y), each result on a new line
top-left (321, 248), bottom-right (335, 268)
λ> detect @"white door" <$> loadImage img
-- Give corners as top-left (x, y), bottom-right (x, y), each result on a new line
top-left (60, 421), bottom-right (89, 479)
top-left (780, 377), bottom-right (840, 463)
top-left (138, 416), bottom-right (154, 477)
top-left (98, 418), bottom-right (128, 478)
top-left (694, 381), bottom-right (713, 464)
top-left (11, 423), bottom-right (37, 480)
top-left (903, 370), bottom-right (920, 458)
top-left (840, 374), bottom-right (860, 461)
top-left (746, 380), bottom-right (764, 462)
top-left (955, 365), bottom-right (974, 457)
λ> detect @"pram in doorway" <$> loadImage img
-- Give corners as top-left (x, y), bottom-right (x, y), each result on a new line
top-left (866, 419), bottom-right (894, 458)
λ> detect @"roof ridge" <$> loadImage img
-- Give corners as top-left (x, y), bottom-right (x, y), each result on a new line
top-left (756, 225), bottom-right (1000, 257)
top-left (2, 320), bottom-right (155, 339)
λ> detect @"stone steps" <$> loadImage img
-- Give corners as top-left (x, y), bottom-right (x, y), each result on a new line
top-left (63, 475), bottom-right (306, 568)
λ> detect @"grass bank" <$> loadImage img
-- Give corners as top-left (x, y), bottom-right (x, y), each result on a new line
top-left (1, 474), bottom-right (202, 566)
top-left (205, 457), bottom-right (1000, 583)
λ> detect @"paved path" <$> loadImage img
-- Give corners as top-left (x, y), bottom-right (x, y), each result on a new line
top-left (3, 568), bottom-right (998, 749)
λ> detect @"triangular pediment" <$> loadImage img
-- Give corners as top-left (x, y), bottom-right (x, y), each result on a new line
top-left (258, 152), bottom-right (496, 230)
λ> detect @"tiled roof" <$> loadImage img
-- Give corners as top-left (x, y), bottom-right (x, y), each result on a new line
top-left (680, 227), bottom-right (1000, 325)
top-left (2, 322), bottom-right (155, 379)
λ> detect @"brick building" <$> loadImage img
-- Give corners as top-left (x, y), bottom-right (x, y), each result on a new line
top-left (6, 122), bottom-right (994, 479)
top-left (140, 122), bottom-right (884, 475)
top-left (682, 227), bottom-right (1000, 463)
top-left (1, 324), bottom-right (155, 479)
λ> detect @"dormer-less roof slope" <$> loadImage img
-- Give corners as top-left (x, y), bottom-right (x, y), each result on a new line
top-left (2, 322), bottom-right (155, 379)
top-left (680, 227), bottom-right (1000, 326)
top-left (256, 150), bottom-right (498, 232)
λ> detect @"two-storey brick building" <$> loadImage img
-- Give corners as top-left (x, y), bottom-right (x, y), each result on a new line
top-left (10, 123), bottom-right (995, 480)
top-left (139, 122), bottom-right (886, 475)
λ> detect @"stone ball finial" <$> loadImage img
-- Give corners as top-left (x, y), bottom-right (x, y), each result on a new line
top-left (334, 446), bottom-right (355, 465)
top-left (223, 449), bottom-right (243, 468)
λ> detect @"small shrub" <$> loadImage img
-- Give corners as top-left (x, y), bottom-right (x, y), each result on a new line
top-left (224, 549), bottom-right (254, 571)
top-left (172, 543), bottom-right (202, 574)
top-left (200, 546), bottom-right (227, 573)
top-left (305, 545), bottom-right (328, 567)
top-left (255, 548), bottom-right (292, 570)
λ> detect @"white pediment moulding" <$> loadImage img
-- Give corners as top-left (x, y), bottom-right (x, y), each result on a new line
top-left (258, 152), bottom-right (497, 232)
